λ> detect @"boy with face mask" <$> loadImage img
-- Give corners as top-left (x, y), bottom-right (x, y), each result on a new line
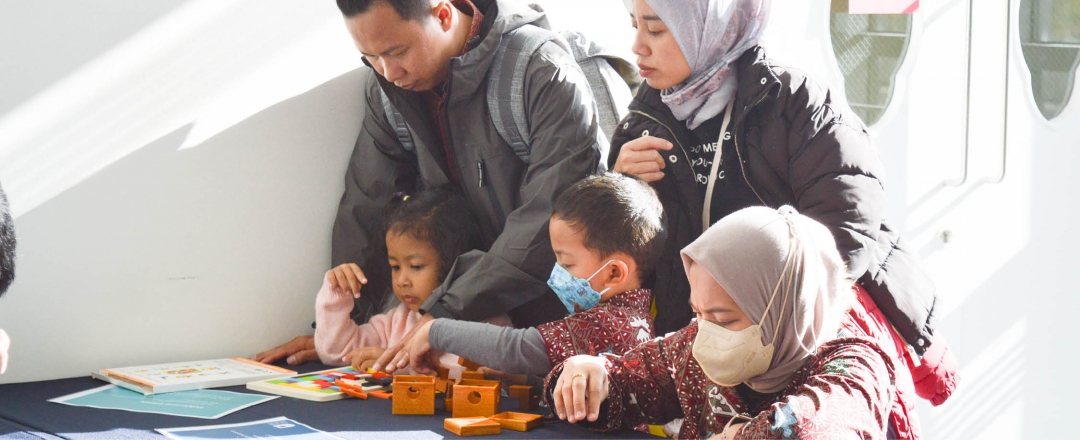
top-left (390, 172), bottom-right (664, 378)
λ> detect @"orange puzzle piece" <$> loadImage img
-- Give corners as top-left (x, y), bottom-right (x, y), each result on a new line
top-left (392, 375), bottom-right (435, 415)
top-left (508, 384), bottom-right (539, 411)
top-left (460, 371), bottom-right (485, 381)
top-left (457, 357), bottom-right (483, 371)
top-left (489, 412), bottom-right (543, 432)
top-left (452, 379), bottom-right (500, 418)
top-left (444, 417), bottom-right (502, 436)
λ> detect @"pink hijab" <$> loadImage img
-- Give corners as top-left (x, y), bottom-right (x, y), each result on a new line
top-left (643, 0), bottom-right (770, 129)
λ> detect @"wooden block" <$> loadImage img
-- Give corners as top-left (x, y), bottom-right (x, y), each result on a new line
top-left (490, 412), bottom-right (543, 432)
top-left (452, 379), bottom-right (500, 418)
top-left (508, 385), bottom-right (535, 411)
top-left (460, 371), bottom-right (485, 381)
top-left (368, 390), bottom-right (392, 399)
top-left (333, 379), bottom-right (368, 400)
top-left (457, 357), bottom-right (483, 371)
top-left (436, 366), bottom-right (451, 393)
top-left (392, 375), bottom-right (436, 415)
top-left (444, 417), bottom-right (502, 436)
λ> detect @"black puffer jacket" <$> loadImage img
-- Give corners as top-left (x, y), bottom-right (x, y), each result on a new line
top-left (610, 46), bottom-right (938, 354)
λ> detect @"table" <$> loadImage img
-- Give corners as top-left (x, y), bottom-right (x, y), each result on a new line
top-left (0, 362), bottom-right (653, 439)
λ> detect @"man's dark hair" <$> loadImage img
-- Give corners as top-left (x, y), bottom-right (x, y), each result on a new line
top-left (384, 185), bottom-right (482, 282)
top-left (336, 0), bottom-right (432, 21)
top-left (0, 183), bottom-right (15, 296)
top-left (553, 172), bottom-right (666, 280)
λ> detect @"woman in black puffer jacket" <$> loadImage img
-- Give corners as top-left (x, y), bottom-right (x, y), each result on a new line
top-left (612, 0), bottom-right (956, 413)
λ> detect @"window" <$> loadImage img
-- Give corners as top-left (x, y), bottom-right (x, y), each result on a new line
top-left (830, 1), bottom-right (913, 125)
top-left (1020, 0), bottom-right (1080, 120)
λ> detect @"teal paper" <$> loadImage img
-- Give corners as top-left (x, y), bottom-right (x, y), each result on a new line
top-left (50, 384), bottom-right (278, 419)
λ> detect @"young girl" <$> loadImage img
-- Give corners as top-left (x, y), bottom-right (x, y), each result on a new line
top-left (314, 186), bottom-right (487, 370)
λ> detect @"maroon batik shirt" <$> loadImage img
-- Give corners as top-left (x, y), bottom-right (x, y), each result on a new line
top-left (536, 288), bottom-right (654, 366)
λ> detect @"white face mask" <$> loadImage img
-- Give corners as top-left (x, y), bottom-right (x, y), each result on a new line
top-left (692, 318), bottom-right (774, 386)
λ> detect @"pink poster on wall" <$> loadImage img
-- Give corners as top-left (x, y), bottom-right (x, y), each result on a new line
top-left (849, 0), bottom-right (919, 14)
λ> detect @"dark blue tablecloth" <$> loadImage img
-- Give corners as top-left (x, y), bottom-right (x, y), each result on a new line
top-left (0, 362), bottom-right (653, 439)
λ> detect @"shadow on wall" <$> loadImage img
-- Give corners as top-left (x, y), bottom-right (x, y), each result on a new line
top-left (917, 113), bottom-right (1080, 439)
top-left (0, 0), bottom-right (356, 218)
top-left (0, 1), bottom-right (189, 115)
top-left (0, 67), bottom-right (368, 384)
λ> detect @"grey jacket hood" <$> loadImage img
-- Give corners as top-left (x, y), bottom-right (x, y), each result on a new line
top-left (447, 0), bottom-right (551, 100)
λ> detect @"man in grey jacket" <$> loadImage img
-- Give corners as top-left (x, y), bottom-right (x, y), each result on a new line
top-left (256, 0), bottom-right (605, 366)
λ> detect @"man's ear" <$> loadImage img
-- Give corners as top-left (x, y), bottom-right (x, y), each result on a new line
top-left (433, 0), bottom-right (454, 31)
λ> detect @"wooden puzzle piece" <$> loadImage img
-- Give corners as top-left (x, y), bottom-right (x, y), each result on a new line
top-left (460, 371), bottom-right (485, 381)
top-left (507, 384), bottom-right (539, 411)
top-left (392, 375), bottom-right (436, 415)
top-left (457, 357), bottom-right (483, 372)
top-left (444, 417), bottom-right (501, 436)
top-left (452, 379), bottom-right (500, 418)
top-left (489, 412), bottom-right (543, 432)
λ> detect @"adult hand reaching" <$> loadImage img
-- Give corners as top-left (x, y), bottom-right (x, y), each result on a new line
top-left (253, 335), bottom-right (318, 366)
top-left (551, 355), bottom-right (610, 424)
top-left (372, 313), bottom-right (435, 373)
top-left (612, 135), bottom-right (673, 183)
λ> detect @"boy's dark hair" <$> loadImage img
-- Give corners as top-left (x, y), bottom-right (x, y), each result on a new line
top-left (384, 185), bottom-right (482, 282)
top-left (0, 183), bottom-right (15, 296)
top-left (553, 172), bottom-right (666, 280)
top-left (336, 0), bottom-right (432, 21)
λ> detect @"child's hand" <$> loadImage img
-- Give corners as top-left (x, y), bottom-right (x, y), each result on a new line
top-left (343, 347), bottom-right (385, 371)
top-left (327, 263), bottom-right (367, 298)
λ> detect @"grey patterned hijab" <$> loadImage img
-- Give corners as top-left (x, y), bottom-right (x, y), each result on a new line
top-left (681, 206), bottom-right (853, 393)
top-left (643, 0), bottom-right (770, 129)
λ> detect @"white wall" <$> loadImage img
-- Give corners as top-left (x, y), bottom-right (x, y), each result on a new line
top-left (2, 0), bottom-right (1079, 438)
top-left (0, 0), bottom-right (366, 383)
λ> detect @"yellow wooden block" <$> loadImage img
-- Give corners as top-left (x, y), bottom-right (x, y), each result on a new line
top-left (444, 417), bottom-right (502, 436)
top-left (490, 411), bottom-right (543, 432)
top-left (452, 379), bottom-right (500, 418)
top-left (391, 375), bottom-right (435, 415)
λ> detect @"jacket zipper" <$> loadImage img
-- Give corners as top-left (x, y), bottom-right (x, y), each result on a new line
top-left (732, 93), bottom-right (770, 206)
top-left (733, 133), bottom-right (767, 206)
top-left (477, 158), bottom-right (506, 217)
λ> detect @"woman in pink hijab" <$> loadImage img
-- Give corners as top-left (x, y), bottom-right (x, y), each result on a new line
top-left (547, 206), bottom-right (897, 439)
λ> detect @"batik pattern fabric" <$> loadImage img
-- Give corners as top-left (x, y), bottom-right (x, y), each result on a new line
top-left (544, 322), bottom-right (748, 438)
top-left (733, 337), bottom-right (896, 439)
top-left (536, 288), bottom-right (655, 366)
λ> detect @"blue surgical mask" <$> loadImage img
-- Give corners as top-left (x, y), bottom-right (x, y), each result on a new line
top-left (547, 260), bottom-right (615, 314)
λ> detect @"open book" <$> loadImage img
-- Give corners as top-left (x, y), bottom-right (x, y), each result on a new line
top-left (92, 357), bottom-right (295, 395)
